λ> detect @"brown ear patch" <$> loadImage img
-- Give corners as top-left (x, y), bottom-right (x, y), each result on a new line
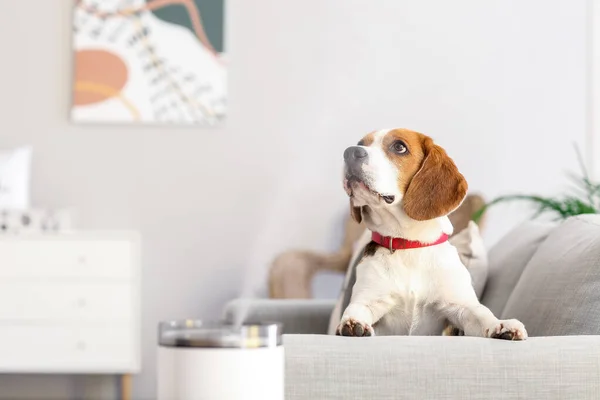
top-left (382, 129), bottom-right (427, 194)
top-left (358, 132), bottom-right (376, 147)
top-left (350, 202), bottom-right (362, 223)
top-left (402, 137), bottom-right (468, 221)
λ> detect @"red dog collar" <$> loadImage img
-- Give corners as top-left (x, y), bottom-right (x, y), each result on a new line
top-left (371, 231), bottom-right (449, 253)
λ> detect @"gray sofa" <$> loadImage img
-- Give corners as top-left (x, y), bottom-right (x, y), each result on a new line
top-left (223, 215), bottom-right (600, 400)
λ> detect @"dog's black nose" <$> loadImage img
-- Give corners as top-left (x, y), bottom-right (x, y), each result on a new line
top-left (344, 146), bottom-right (368, 162)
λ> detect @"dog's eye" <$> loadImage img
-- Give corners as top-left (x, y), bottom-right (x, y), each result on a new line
top-left (391, 141), bottom-right (408, 154)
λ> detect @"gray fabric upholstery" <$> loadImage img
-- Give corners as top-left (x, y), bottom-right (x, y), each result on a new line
top-left (222, 299), bottom-right (335, 334)
top-left (284, 334), bottom-right (600, 400)
top-left (501, 215), bottom-right (600, 336)
top-left (480, 220), bottom-right (555, 316)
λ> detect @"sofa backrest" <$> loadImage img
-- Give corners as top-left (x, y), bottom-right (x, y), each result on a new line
top-left (480, 220), bottom-right (555, 316)
top-left (501, 214), bottom-right (600, 336)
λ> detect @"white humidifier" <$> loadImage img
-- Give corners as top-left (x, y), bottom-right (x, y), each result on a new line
top-left (157, 320), bottom-right (284, 400)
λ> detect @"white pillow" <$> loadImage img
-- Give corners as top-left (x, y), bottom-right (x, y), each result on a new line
top-left (448, 221), bottom-right (488, 298)
top-left (0, 147), bottom-right (32, 210)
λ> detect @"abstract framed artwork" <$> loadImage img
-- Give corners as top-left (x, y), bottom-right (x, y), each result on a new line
top-left (71, 0), bottom-right (226, 125)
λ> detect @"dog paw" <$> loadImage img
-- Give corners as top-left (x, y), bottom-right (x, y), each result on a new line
top-left (335, 318), bottom-right (374, 337)
top-left (486, 319), bottom-right (528, 341)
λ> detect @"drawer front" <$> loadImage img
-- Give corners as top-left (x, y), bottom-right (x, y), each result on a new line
top-left (0, 325), bottom-right (138, 373)
top-left (0, 240), bottom-right (134, 279)
top-left (0, 283), bottom-right (134, 320)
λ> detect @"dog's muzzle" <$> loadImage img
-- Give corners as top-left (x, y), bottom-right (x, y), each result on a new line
top-left (344, 146), bottom-right (368, 176)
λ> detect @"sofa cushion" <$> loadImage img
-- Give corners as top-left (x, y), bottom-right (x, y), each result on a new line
top-left (501, 215), bottom-right (600, 336)
top-left (284, 335), bottom-right (600, 400)
top-left (327, 222), bottom-right (488, 334)
top-left (480, 221), bottom-right (555, 316)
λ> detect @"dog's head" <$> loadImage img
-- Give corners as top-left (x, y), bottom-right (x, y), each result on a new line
top-left (343, 128), bottom-right (468, 223)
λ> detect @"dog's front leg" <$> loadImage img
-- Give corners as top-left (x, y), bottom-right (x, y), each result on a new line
top-left (445, 303), bottom-right (527, 340)
top-left (336, 262), bottom-right (395, 337)
top-left (439, 288), bottom-right (528, 340)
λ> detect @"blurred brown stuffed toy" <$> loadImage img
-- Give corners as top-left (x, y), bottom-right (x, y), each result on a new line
top-left (268, 194), bottom-right (486, 299)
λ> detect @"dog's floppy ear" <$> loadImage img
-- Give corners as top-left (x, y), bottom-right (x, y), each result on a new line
top-left (403, 137), bottom-right (468, 221)
top-left (350, 201), bottom-right (362, 224)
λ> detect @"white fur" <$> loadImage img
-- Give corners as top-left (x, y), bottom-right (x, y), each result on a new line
top-left (338, 132), bottom-right (527, 340)
top-left (353, 129), bottom-right (404, 203)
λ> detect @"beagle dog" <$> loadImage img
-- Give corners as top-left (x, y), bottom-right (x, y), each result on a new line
top-left (336, 128), bottom-right (527, 340)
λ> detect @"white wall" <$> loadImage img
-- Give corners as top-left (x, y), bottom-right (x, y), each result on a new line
top-left (592, 0), bottom-right (600, 181)
top-left (0, 0), bottom-right (589, 398)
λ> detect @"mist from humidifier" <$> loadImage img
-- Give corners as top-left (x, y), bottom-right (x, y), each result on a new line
top-left (232, 163), bottom-right (301, 328)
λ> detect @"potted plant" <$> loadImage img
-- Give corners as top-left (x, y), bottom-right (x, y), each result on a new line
top-left (472, 148), bottom-right (599, 223)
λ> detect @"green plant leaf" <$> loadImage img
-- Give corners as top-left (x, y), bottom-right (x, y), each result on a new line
top-left (471, 146), bottom-right (598, 222)
top-left (471, 193), bottom-right (598, 222)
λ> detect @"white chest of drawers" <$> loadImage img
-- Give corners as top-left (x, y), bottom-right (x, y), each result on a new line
top-left (0, 232), bottom-right (140, 374)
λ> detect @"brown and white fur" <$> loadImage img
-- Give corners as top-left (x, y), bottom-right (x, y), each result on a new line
top-left (336, 128), bottom-right (527, 340)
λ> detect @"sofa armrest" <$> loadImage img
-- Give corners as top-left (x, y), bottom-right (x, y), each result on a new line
top-left (222, 299), bottom-right (335, 334)
top-left (283, 335), bottom-right (600, 400)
